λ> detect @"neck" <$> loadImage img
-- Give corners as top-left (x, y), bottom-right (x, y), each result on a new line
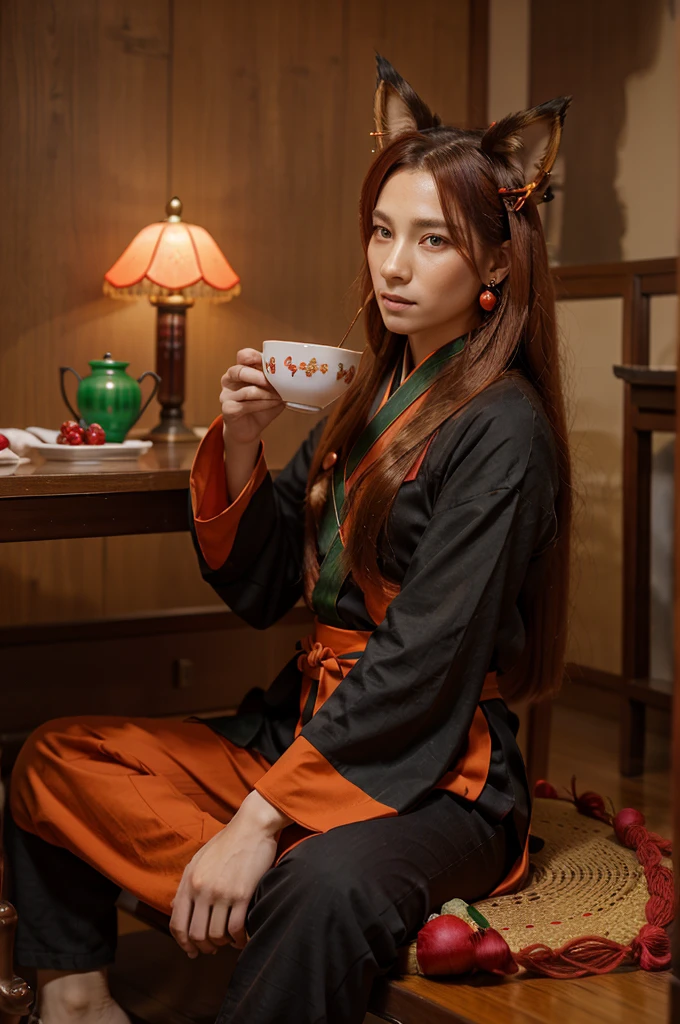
top-left (407, 310), bottom-right (482, 367)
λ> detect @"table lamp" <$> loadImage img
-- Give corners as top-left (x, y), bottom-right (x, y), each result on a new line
top-left (103, 197), bottom-right (240, 441)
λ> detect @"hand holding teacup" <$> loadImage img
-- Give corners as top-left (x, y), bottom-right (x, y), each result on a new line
top-left (220, 348), bottom-right (285, 446)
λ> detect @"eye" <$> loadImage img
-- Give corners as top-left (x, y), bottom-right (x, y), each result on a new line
top-left (425, 235), bottom-right (446, 248)
top-left (373, 225), bottom-right (391, 239)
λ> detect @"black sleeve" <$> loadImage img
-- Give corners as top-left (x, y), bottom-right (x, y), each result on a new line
top-left (255, 390), bottom-right (559, 829)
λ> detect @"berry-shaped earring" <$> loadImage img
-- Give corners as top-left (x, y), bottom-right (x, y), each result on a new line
top-left (479, 278), bottom-right (501, 312)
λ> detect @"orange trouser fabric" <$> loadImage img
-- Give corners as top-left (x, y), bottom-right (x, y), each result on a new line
top-left (9, 716), bottom-right (272, 914)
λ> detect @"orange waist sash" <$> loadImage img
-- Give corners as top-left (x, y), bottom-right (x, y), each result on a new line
top-left (286, 618), bottom-right (529, 898)
top-left (294, 618), bottom-right (502, 801)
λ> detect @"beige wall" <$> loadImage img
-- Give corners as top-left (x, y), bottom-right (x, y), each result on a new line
top-left (617, 3), bottom-right (678, 263)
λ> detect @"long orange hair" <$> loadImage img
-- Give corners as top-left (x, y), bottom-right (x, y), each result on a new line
top-left (302, 129), bottom-right (571, 704)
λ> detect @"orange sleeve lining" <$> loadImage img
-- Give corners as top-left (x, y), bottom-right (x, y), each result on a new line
top-left (190, 415), bottom-right (268, 570)
top-left (254, 735), bottom-right (395, 833)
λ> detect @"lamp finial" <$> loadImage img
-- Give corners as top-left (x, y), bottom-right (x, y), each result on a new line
top-left (166, 196), bottom-right (183, 222)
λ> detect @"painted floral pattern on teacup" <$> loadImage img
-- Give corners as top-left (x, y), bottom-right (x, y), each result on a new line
top-left (265, 356), bottom-right (276, 374)
top-left (284, 356), bottom-right (329, 378)
top-left (337, 362), bottom-right (356, 385)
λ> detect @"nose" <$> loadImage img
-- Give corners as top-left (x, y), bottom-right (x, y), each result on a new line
top-left (380, 238), bottom-right (412, 284)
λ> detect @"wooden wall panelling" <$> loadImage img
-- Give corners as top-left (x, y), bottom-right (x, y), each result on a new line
top-left (171, 0), bottom-right (348, 459)
top-left (0, 0), bottom-right (169, 624)
top-left (103, 531), bottom-right (225, 617)
top-left (171, 0), bottom-right (472, 462)
top-left (104, 0), bottom-right (475, 620)
top-left (107, 0), bottom-right (350, 615)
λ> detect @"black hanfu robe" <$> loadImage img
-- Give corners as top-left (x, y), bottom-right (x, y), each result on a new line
top-left (189, 335), bottom-right (560, 897)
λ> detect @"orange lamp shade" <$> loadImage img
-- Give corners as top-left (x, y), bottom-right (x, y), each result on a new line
top-left (103, 198), bottom-right (240, 301)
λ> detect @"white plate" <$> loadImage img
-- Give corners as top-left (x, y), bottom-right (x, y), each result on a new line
top-left (29, 440), bottom-right (153, 463)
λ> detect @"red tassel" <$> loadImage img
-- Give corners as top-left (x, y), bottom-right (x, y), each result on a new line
top-left (512, 787), bottom-right (673, 976)
top-left (613, 807), bottom-right (645, 842)
top-left (570, 777), bottom-right (609, 822)
top-left (533, 779), bottom-right (560, 799)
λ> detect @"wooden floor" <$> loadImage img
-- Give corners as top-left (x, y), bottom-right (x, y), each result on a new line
top-left (116, 703), bottom-right (673, 1024)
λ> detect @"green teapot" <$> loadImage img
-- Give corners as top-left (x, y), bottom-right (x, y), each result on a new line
top-left (60, 353), bottom-right (161, 443)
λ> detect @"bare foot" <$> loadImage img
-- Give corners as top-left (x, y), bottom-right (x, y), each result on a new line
top-left (37, 969), bottom-right (131, 1024)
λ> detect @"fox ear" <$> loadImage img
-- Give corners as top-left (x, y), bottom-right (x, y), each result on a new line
top-left (372, 54), bottom-right (441, 150)
top-left (481, 97), bottom-right (571, 211)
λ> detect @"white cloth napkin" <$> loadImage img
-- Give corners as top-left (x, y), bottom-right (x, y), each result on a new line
top-left (0, 426), bottom-right (60, 457)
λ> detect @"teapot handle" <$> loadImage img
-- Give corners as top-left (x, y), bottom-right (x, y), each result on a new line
top-left (59, 366), bottom-right (84, 426)
top-left (132, 370), bottom-right (162, 426)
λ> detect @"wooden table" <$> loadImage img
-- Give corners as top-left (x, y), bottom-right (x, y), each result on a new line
top-left (613, 365), bottom-right (676, 776)
top-left (0, 441), bottom-right (198, 543)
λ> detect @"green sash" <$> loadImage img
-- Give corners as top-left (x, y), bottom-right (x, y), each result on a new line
top-left (312, 333), bottom-right (467, 626)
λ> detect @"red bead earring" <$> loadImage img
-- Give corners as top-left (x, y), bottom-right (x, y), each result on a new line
top-left (479, 278), bottom-right (500, 312)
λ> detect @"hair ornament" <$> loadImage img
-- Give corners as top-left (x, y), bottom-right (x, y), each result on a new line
top-left (482, 96), bottom-right (571, 213)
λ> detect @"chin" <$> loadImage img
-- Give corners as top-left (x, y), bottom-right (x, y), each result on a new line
top-left (380, 307), bottom-right (420, 330)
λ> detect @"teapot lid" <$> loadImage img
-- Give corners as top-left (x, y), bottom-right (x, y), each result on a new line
top-left (89, 352), bottom-right (130, 369)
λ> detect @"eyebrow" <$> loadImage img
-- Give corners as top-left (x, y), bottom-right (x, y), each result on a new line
top-left (372, 208), bottom-right (449, 230)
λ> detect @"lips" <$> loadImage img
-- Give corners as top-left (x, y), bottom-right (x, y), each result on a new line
top-left (381, 292), bottom-right (415, 308)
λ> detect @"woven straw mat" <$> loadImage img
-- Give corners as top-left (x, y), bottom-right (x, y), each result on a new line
top-left (449, 797), bottom-right (671, 952)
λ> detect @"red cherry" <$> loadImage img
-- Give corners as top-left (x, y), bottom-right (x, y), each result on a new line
top-left (61, 420), bottom-right (80, 435)
top-left (85, 424), bottom-right (106, 445)
top-left (56, 433), bottom-right (68, 445)
top-left (0, 434), bottom-right (9, 452)
top-left (66, 429), bottom-right (84, 446)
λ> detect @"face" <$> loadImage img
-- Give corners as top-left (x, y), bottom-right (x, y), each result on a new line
top-left (367, 169), bottom-right (497, 351)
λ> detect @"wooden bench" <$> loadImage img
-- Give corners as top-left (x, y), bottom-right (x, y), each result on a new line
top-left (110, 897), bottom-right (670, 1024)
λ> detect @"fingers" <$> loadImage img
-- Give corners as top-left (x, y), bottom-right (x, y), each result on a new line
top-left (207, 901), bottom-right (232, 948)
top-left (187, 899), bottom-right (220, 956)
top-left (169, 889), bottom-right (200, 959)
top-left (227, 901), bottom-right (249, 950)
top-left (236, 347), bottom-right (266, 367)
top-left (220, 393), bottom-right (283, 417)
top-left (221, 363), bottom-right (274, 394)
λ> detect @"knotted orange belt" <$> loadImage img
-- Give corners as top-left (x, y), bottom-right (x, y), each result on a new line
top-left (293, 618), bottom-right (502, 805)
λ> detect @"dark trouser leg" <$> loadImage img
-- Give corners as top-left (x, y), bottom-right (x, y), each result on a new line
top-left (218, 790), bottom-right (514, 1024)
top-left (4, 806), bottom-right (120, 971)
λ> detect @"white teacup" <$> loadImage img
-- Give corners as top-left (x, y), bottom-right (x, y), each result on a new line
top-left (262, 340), bottom-right (362, 413)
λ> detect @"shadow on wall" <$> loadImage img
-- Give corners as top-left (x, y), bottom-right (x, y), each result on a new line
top-left (651, 438), bottom-right (674, 681)
top-left (531, 0), bottom-right (665, 264)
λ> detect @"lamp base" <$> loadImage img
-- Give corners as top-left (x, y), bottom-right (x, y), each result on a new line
top-left (146, 296), bottom-right (197, 443)
top-left (146, 414), bottom-right (197, 443)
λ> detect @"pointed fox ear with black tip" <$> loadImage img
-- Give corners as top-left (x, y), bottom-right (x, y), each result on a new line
top-left (481, 97), bottom-right (571, 212)
top-left (372, 54), bottom-right (441, 150)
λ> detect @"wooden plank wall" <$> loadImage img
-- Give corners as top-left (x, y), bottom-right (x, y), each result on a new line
top-left (0, 0), bottom-right (474, 628)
